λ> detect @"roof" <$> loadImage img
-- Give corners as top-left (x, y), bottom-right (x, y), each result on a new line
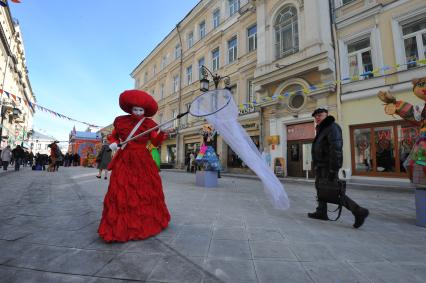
top-left (32, 131), bottom-right (56, 141)
top-left (71, 131), bottom-right (101, 140)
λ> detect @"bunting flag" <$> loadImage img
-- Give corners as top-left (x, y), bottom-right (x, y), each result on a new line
top-left (0, 88), bottom-right (103, 128)
top-left (237, 58), bottom-right (426, 112)
top-left (10, 0), bottom-right (21, 3)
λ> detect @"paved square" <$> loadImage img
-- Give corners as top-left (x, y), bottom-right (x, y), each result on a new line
top-left (0, 167), bottom-right (425, 282)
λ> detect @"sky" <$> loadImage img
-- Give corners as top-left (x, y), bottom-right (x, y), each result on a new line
top-left (10, 0), bottom-right (200, 141)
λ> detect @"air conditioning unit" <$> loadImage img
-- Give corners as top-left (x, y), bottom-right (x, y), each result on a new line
top-left (339, 168), bottom-right (352, 180)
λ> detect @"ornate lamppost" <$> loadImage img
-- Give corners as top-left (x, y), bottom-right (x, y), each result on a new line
top-left (199, 66), bottom-right (232, 92)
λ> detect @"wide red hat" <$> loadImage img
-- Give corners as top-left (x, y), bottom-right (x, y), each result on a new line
top-left (119, 90), bottom-right (158, 117)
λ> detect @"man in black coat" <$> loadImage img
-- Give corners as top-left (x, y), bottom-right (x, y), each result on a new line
top-left (309, 108), bottom-right (369, 228)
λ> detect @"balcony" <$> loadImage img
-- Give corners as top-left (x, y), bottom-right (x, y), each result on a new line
top-left (238, 103), bottom-right (257, 116)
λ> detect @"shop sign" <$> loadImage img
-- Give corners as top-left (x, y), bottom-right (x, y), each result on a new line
top-left (242, 122), bottom-right (258, 130)
top-left (287, 122), bottom-right (315, 141)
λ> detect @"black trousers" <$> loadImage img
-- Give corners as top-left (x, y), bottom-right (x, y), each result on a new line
top-left (315, 167), bottom-right (360, 214)
top-left (2, 161), bottom-right (9, 170)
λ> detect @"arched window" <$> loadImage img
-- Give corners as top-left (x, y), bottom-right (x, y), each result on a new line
top-left (274, 6), bottom-right (299, 59)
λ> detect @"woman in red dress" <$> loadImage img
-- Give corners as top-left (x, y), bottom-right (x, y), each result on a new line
top-left (98, 90), bottom-right (171, 242)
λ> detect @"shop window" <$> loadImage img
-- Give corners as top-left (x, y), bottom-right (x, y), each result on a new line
top-left (398, 125), bottom-right (419, 172)
top-left (227, 136), bottom-right (259, 167)
top-left (167, 145), bottom-right (176, 163)
top-left (351, 122), bottom-right (418, 176)
top-left (374, 126), bottom-right (395, 172)
top-left (353, 128), bottom-right (372, 172)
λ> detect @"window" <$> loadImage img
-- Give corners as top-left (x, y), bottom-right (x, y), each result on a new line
top-left (151, 89), bottom-right (155, 97)
top-left (212, 48), bottom-right (220, 71)
top-left (144, 72), bottom-right (148, 83)
top-left (160, 83), bottom-right (165, 99)
top-left (402, 18), bottom-right (426, 68)
top-left (199, 21), bottom-right (206, 39)
top-left (347, 37), bottom-right (374, 79)
top-left (198, 57), bottom-right (205, 79)
top-left (158, 113), bottom-right (163, 124)
top-left (135, 78), bottom-right (140, 88)
top-left (161, 55), bottom-right (167, 69)
top-left (275, 6), bottom-right (299, 59)
top-left (247, 25), bottom-right (257, 52)
top-left (38, 144), bottom-right (41, 150)
top-left (186, 65), bottom-right (193, 85)
top-left (350, 122), bottom-right (418, 176)
top-left (173, 75), bottom-right (180, 93)
top-left (282, 84), bottom-right (304, 110)
top-left (172, 109), bottom-right (178, 128)
top-left (175, 44), bottom-right (181, 59)
top-left (228, 36), bottom-right (238, 64)
top-left (229, 0), bottom-right (239, 16)
top-left (213, 9), bottom-right (220, 29)
top-left (187, 31), bottom-right (194, 48)
top-left (183, 103), bottom-right (191, 125)
top-left (153, 65), bottom-right (157, 76)
top-left (247, 80), bottom-right (254, 102)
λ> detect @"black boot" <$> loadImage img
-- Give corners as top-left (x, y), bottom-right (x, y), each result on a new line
top-left (308, 211), bottom-right (329, 221)
top-left (353, 207), bottom-right (369, 228)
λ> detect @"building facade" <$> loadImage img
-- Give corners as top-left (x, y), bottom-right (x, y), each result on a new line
top-left (131, 0), bottom-right (261, 172)
top-left (335, 0), bottom-right (426, 180)
top-left (29, 130), bottom-right (57, 155)
top-left (254, 0), bottom-right (337, 178)
top-left (0, 5), bottom-right (35, 149)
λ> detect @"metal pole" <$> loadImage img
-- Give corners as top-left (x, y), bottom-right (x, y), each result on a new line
top-left (175, 24), bottom-right (184, 169)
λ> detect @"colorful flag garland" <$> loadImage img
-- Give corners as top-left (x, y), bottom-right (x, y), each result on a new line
top-left (238, 59), bottom-right (426, 111)
top-left (0, 89), bottom-right (102, 128)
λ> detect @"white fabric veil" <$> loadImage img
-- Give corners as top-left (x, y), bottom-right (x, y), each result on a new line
top-left (190, 89), bottom-right (290, 210)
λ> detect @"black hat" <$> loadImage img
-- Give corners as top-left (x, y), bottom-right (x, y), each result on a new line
top-left (311, 108), bottom-right (328, 117)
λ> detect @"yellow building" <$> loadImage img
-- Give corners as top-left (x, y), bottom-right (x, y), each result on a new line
top-left (335, 0), bottom-right (426, 180)
top-left (0, 5), bottom-right (36, 149)
top-left (132, 0), bottom-right (260, 172)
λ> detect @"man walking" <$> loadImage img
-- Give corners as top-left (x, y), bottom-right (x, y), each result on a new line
top-left (12, 145), bottom-right (25, 171)
top-left (309, 108), bottom-right (369, 228)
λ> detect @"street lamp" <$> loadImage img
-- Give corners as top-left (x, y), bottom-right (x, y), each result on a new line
top-left (199, 66), bottom-right (231, 91)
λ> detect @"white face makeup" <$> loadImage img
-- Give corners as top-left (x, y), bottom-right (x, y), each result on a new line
top-left (132, 106), bottom-right (145, 116)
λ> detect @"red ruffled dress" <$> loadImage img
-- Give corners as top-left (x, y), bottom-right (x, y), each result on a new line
top-left (98, 115), bottom-right (170, 242)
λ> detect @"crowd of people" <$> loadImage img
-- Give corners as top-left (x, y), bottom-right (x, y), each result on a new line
top-left (0, 142), bottom-right (82, 172)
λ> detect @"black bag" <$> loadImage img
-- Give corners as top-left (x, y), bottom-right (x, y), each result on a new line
top-left (316, 178), bottom-right (346, 221)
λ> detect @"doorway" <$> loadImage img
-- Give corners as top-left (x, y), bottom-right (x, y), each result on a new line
top-left (287, 140), bottom-right (315, 178)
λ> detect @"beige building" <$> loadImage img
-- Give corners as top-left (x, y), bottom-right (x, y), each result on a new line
top-left (132, 0), bottom-right (260, 172)
top-left (335, 0), bottom-right (426, 180)
top-left (0, 5), bottom-right (36, 150)
top-left (254, 0), bottom-right (337, 178)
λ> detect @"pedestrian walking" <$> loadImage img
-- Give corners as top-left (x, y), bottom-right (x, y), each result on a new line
top-left (12, 145), bottom-right (25, 171)
top-left (28, 151), bottom-right (34, 167)
top-left (308, 108), bottom-right (369, 228)
top-left (1, 146), bottom-right (12, 170)
top-left (96, 141), bottom-right (112, 179)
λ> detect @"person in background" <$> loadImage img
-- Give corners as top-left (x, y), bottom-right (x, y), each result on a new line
top-left (12, 145), bottom-right (25, 171)
top-left (96, 141), bottom-right (112, 179)
top-left (1, 146), bottom-right (12, 170)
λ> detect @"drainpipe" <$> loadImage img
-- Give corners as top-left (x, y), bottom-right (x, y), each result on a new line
top-left (329, 0), bottom-right (342, 123)
top-left (175, 24), bottom-right (184, 169)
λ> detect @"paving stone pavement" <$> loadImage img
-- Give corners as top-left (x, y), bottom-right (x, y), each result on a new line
top-left (0, 167), bottom-right (425, 283)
